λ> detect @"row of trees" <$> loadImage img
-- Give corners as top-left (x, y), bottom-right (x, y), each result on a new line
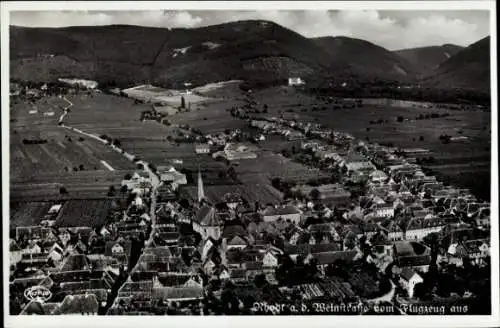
top-left (22, 139), bottom-right (48, 145)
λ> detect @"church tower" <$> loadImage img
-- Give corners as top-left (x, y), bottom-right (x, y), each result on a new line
top-left (198, 168), bottom-right (205, 203)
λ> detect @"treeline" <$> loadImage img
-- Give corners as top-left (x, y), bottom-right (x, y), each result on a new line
top-left (22, 139), bottom-right (48, 145)
top-left (307, 84), bottom-right (490, 107)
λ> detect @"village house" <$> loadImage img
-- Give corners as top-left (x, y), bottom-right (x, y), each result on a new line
top-left (393, 241), bottom-right (432, 273)
top-left (10, 239), bottom-right (23, 267)
top-left (305, 250), bottom-right (359, 275)
top-left (447, 239), bottom-right (490, 267)
top-left (194, 143), bottom-right (211, 154)
top-left (405, 217), bottom-right (446, 240)
top-left (372, 204), bottom-right (395, 218)
top-left (285, 130), bottom-right (305, 141)
top-left (159, 166), bottom-right (187, 189)
top-left (341, 153), bottom-right (375, 173)
top-left (369, 170), bottom-right (388, 183)
top-left (121, 171), bottom-right (152, 191)
top-left (261, 205), bottom-right (302, 224)
top-left (399, 268), bottom-right (424, 298)
top-left (315, 147), bottom-right (340, 160)
top-left (297, 184), bottom-right (351, 204)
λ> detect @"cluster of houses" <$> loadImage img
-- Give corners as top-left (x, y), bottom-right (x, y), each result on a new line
top-left (10, 169), bottom-right (159, 315)
top-left (240, 113), bottom-right (491, 302)
top-left (10, 88), bottom-right (492, 315)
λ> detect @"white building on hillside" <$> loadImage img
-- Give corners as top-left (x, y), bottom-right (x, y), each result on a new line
top-left (288, 77), bottom-right (305, 86)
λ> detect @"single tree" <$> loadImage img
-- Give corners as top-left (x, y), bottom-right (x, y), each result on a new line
top-left (107, 185), bottom-right (116, 197)
top-left (310, 188), bottom-right (320, 200)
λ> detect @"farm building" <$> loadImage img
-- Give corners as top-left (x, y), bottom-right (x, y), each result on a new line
top-left (262, 205), bottom-right (302, 224)
top-left (213, 143), bottom-right (257, 161)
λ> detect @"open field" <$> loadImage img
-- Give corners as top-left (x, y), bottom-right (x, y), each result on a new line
top-left (123, 84), bottom-right (216, 109)
top-left (10, 170), bottom-right (128, 201)
top-left (249, 88), bottom-right (491, 200)
top-left (55, 199), bottom-right (112, 228)
top-left (9, 201), bottom-right (53, 229)
top-left (235, 150), bottom-right (331, 184)
top-left (167, 98), bottom-right (247, 133)
top-left (10, 95), bottom-right (136, 180)
top-left (10, 129), bottom-right (135, 179)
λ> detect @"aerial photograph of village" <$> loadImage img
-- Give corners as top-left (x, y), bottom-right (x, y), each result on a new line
top-left (5, 6), bottom-right (495, 319)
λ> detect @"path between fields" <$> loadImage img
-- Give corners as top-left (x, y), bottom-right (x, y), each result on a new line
top-left (100, 160), bottom-right (115, 171)
top-left (58, 97), bottom-right (73, 123)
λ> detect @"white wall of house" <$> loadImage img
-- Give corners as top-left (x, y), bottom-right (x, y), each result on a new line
top-left (194, 223), bottom-right (221, 241)
top-left (263, 252), bottom-right (278, 267)
top-left (400, 273), bottom-right (423, 298)
top-left (405, 226), bottom-right (443, 240)
top-left (388, 231), bottom-right (404, 241)
top-left (10, 251), bottom-right (23, 266)
top-left (375, 208), bottom-right (394, 218)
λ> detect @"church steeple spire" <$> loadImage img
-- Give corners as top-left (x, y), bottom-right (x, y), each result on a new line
top-left (198, 166), bottom-right (205, 203)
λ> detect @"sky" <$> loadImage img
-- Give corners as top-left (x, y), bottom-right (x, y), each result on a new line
top-left (9, 10), bottom-right (491, 50)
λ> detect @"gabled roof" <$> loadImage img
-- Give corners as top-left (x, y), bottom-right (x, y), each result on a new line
top-left (284, 243), bottom-right (342, 256)
top-left (397, 255), bottom-right (432, 268)
top-left (312, 250), bottom-right (358, 265)
top-left (393, 241), bottom-right (431, 257)
top-left (53, 294), bottom-right (99, 314)
top-left (370, 170), bottom-right (388, 178)
top-left (59, 254), bottom-right (90, 272)
top-left (194, 206), bottom-right (219, 226)
top-left (152, 287), bottom-right (203, 300)
top-left (308, 223), bottom-right (334, 234)
top-left (118, 280), bottom-right (153, 295)
top-left (157, 274), bottom-right (192, 287)
top-left (400, 267), bottom-right (419, 281)
top-left (262, 205), bottom-right (301, 217)
top-left (227, 235), bottom-right (248, 246)
top-left (222, 224), bottom-right (248, 239)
